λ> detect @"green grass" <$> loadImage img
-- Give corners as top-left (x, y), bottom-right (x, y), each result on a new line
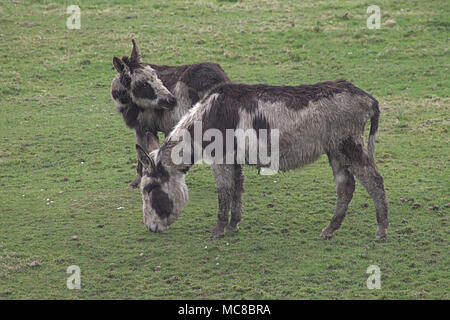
top-left (0, 0), bottom-right (448, 299)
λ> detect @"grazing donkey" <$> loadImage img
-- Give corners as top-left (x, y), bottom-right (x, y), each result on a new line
top-left (136, 79), bottom-right (389, 239)
top-left (110, 39), bottom-right (230, 188)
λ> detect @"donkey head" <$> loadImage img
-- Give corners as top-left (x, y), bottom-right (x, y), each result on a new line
top-left (136, 135), bottom-right (189, 233)
top-left (112, 39), bottom-right (176, 110)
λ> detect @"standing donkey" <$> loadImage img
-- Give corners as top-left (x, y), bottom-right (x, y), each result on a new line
top-left (135, 79), bottom-right (389, 240)
top-left (110, 39), bottom-right (230, 188)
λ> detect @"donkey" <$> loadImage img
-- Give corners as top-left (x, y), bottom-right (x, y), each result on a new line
top-left (136, 79), bottom-right (389, 239)
top-left (110, 39), bottom-right (230, 188)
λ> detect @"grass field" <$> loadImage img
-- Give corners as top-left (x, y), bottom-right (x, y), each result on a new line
top-left (0, 0), bottom-right (448, 299)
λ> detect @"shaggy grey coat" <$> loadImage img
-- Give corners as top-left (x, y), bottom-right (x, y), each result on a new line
top-left (137, 79), bottom-right (389, 240)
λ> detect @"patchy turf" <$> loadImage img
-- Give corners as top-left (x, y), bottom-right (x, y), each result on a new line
top-left (0, 0), bottom-right (448, 299)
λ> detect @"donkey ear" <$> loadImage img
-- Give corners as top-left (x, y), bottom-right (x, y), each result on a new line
top-left (130, 39), bottom-right (142, 64)
top-left (146, 132), bottom-right (160, 152)
top-left (136, 144), bottom-right (156, 171)
top-left (121, 55), bottom-right (130, 65)
top-left (113, 56), bottom-right (126, 73)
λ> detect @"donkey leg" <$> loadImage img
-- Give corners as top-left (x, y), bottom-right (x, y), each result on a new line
top-left (321, 155), bottom-right (355, 239)
top-left (210, 165), bottom-right (234, 239)
top-left (351, 164), bottom-right (389, 239)
top-left (226, 164), bottom-right (244, 233)
top-left (129, 129), bottom-right (147, 189)
top-left (129, 161), bottom-right (143, 189)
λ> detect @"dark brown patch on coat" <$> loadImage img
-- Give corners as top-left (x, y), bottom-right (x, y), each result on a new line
top-left (196, 93), bottom-right (243, 163)
top-left (181, 63), bottom-right (231, 94)
top-left (143, 182), bottom-right (159, 194)
top-left (150, 62), bottom-right (230, 94)
top-left (188, 87), bottom-right (200, 105)
top-left (252, 113), bottom-right (271, 135)
top-left (119, 103), bottom-right (141, 128)
top-left (339, 136), bottom-right (369, 166)
top-left (120, 74), bottom-right (131, 89)
top-left (111, 89), bottom-right (132, 106)
top-left (251, 113), bottom-right (273, 165)
top-left (141, 157), bottom-right (174, 219)
top-left (150, 188), bottom-right (173, 219)
top-left (208, 79), bottom-right (376, 111)
top-left (154, 108), bottom-right (164, 118)
top-left (132, 80), bottom-right (157, 100)
top-left (200, 93), bottom-right (242, 138)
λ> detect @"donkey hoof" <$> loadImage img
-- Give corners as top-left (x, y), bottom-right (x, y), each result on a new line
top-left (375, 228), bottom-right (387, 240)
top-left (210, 228), bottom-right (225, 239)
top-left (225, 224), bottom-right (239, 233)
top-left (128, 175), bottom-right (142, 189)
top-left (128, 181), bottom-right (139, 189)
top-left (320, 227), bottom-right (334, 239)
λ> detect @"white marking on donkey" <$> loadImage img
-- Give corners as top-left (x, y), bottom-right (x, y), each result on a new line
top-left (136, 80), bottom-right (389, 240)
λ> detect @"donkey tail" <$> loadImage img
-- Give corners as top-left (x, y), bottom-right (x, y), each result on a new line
top-left (368, 99), bottom-right (380, 164)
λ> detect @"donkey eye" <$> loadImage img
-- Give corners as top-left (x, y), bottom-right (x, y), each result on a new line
top-left (144, 182), bottom-right (160, 193)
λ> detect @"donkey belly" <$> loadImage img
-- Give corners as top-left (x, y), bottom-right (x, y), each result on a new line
top-left (278, 132), bottom-right (326, 171)
top-left (256, 98), bottom-right (345, 172)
